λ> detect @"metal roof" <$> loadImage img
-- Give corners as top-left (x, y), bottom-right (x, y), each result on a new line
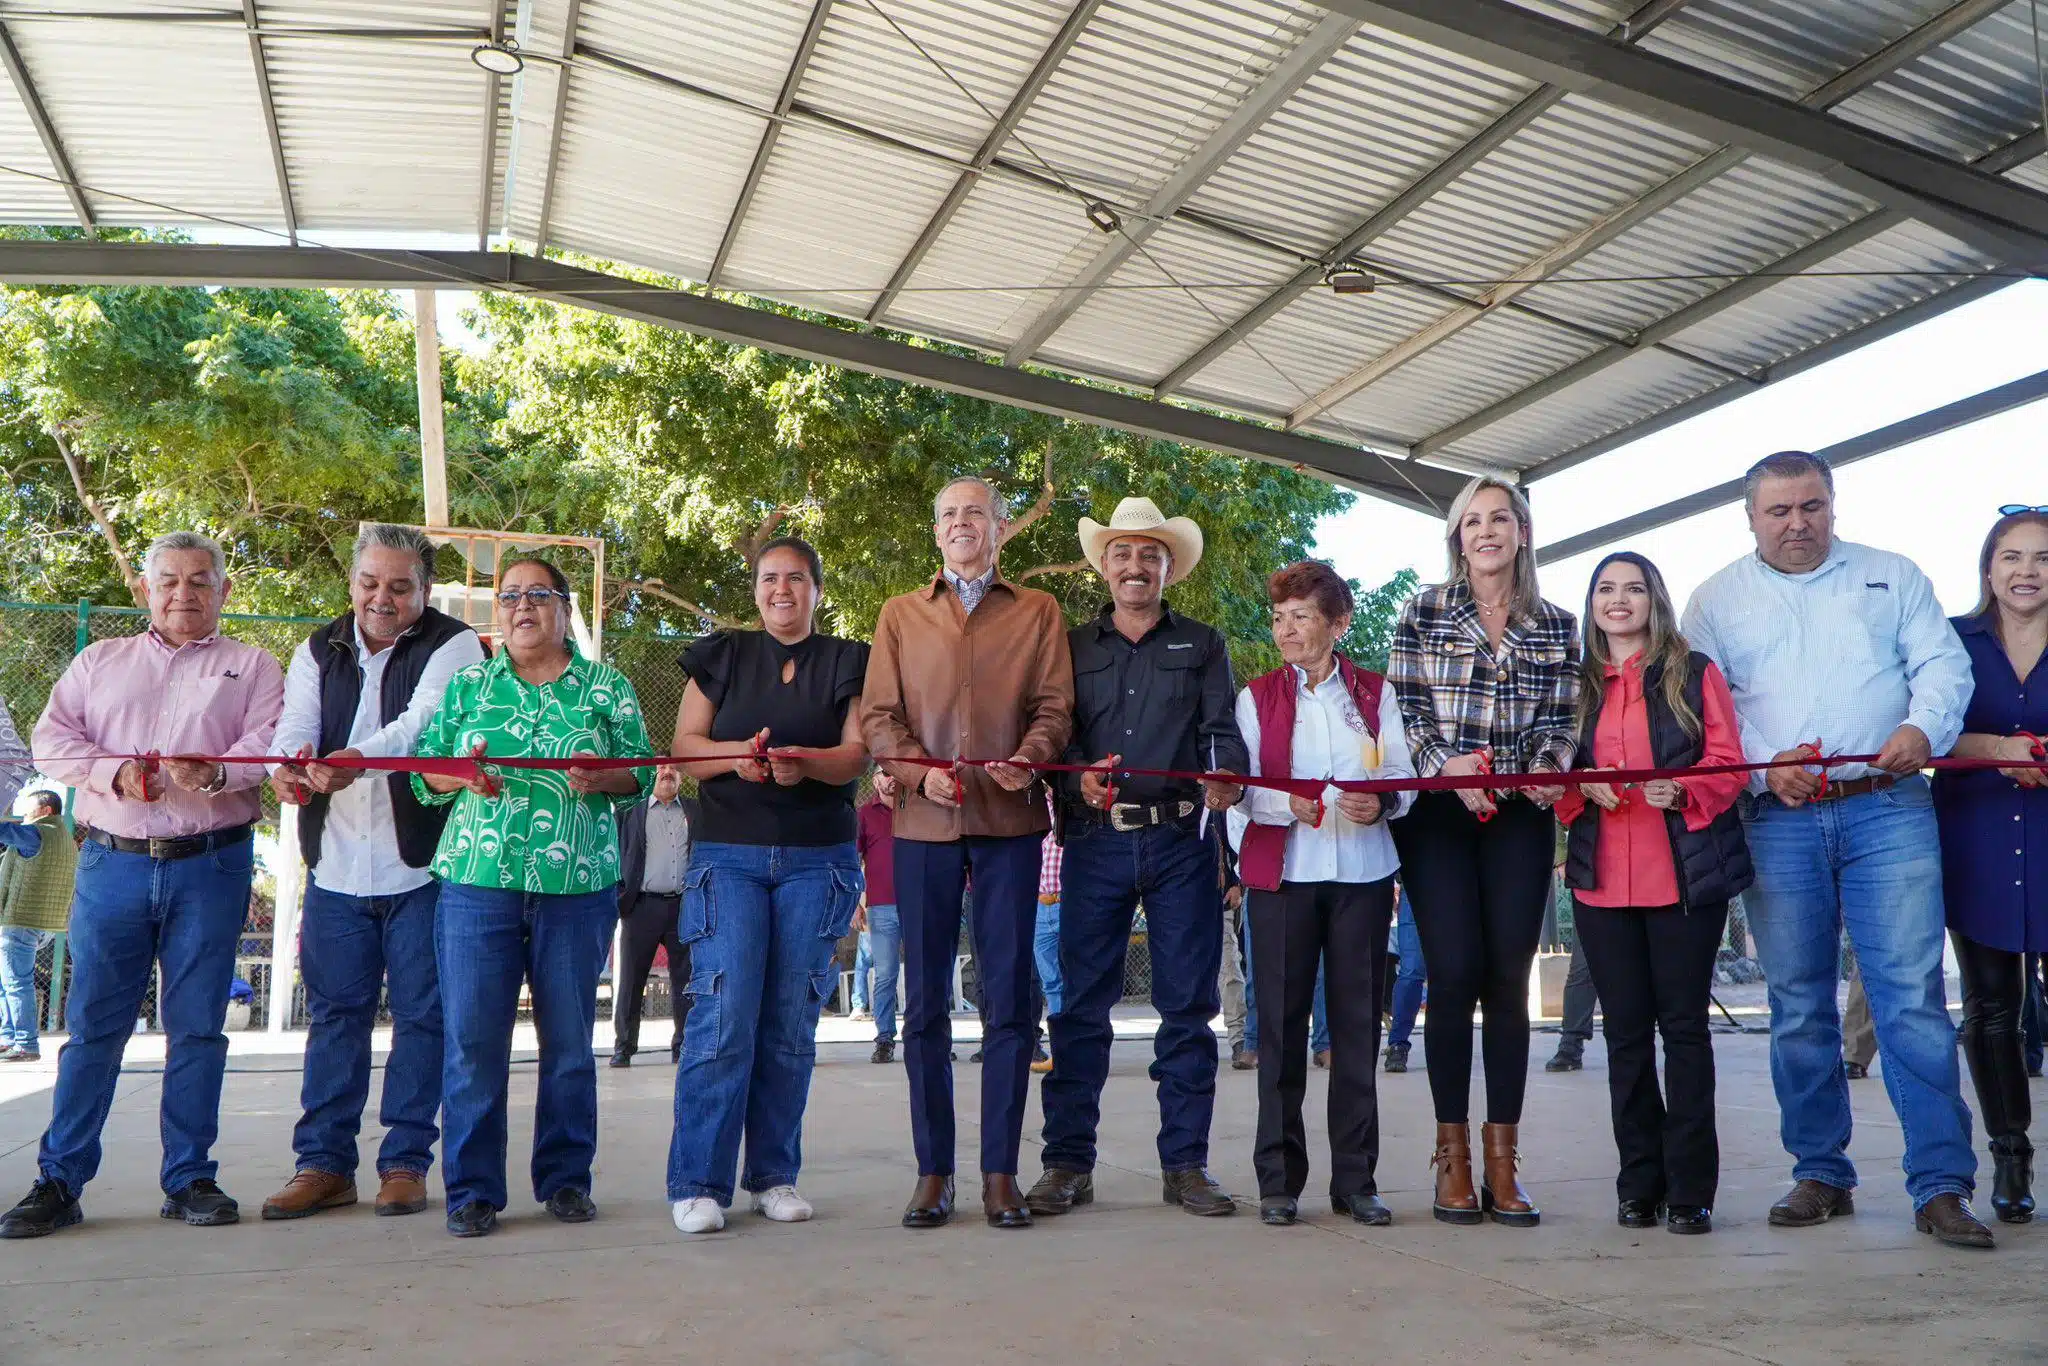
top-left (0, 0), bottom-right (2041, 509)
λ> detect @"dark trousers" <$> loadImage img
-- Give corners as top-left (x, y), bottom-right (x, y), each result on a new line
top-left (1559, 939), bottom-right (1598, 1050)
top-left (1953, 931), bottom-right (2033, 1145)
top-left (1574, 898), bottom-right (1727, 1207)
top-left (1248, 877), bottom-right (1395, 1200)
top-left (1042, 817), bottom-right (1221, 1174)
top-left (2024, 954), bottom-right (2046, 1075)
top-left (896, 834), bottom-right (1041, 1177)
top-left (613, 893), bottom-right (688, 1057)
top-left (1392, 792), bottom-right (1554, 1125)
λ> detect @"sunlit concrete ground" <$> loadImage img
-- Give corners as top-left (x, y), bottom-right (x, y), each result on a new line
top-left (0, 1001), bottom-right (2040, 1366)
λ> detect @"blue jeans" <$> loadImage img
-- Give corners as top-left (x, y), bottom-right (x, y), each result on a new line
top-left (867, 903), bottom-right (901, 1042)
top-left (0, 926), bottom-right (50, 1051)
top-left (436, 882), bottom-right (616, 1212)
top-left (667, 842), bottom-right (861, 1205)
top-left (1043, 820), bottom-right (1220, 1173)
top-left (1035, 899), bottom-right (1064, 1018)
top-left (1742, 778), bottom-right (1975, 1207)
top-left (294, 881), bottom-right (443, 1180)
top-left (39, 837), bottom-right (253, 1195)
top-left (1242, 929), bottom-right (1327, 1055)
top-left (1388, 891), bottom-right (1426, 1049)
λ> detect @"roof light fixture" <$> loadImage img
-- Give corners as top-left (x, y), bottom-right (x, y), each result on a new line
top-left (1324, 263), bottom-right (1374, 295)
top-left (1084, 200), bottom-right (1121, 235)
top-left (471, 39), bottom-right (525, 76)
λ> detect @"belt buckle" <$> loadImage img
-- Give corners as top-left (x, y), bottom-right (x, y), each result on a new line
top-left (1109, 803), bottom-right (1147, 833)
top-left (148, 836), bottom-right (179, 860)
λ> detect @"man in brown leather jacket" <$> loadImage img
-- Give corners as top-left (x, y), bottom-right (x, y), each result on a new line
top-left (862, 475), bottom-right (1073, 1231)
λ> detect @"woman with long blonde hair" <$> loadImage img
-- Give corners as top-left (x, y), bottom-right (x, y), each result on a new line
top-left (1387, 475), bottom-right (1580, 1228)
top-left (1555, 551), bottom-right (1751, 1236)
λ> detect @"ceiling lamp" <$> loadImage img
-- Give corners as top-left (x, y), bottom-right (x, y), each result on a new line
top-left (1324, 263), bottom-right (1374, 295)
top-left (1084, 200), bottom-right (1122, 235)
top-left (471, 39), bottom-right (525, 76)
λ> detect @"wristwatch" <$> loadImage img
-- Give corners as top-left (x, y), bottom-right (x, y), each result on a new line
top-left (200, 762), bottom-right (228, 795)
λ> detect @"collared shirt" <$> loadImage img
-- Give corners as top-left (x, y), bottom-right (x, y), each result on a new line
top-left (1681, 541), bottom-right (1972, 789)
top-left (640, 797), bottom-right (690, 895)
top-left (0, 695), bottom-right (30, 815)
top-left (944, 565), bottom-right (997, 614)
top-left (1039, 827), bottom-right (1063, 902)
top-left (1063, 603), bottom-right (1248, 806)
top-left (856, 798), bottom-right (896, 905)
top-left (1933, 612), bottom-right (2045, 952)
top-left (1388, 581), bottom-right (1580, 781)
top-left (411, 652), bottom-right (655, 893)
top-left (273, 623), bottom-right (485, 897)
top-left (1229, 663), bottom-right (1415, 885)
top-left (34, 630), bottom-right (284, 839)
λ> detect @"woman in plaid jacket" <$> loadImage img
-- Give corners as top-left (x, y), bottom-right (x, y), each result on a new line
top-left (1387, 476), bottom-right (1580, 1230)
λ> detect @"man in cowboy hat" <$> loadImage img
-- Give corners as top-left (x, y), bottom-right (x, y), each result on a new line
top-left (1027, 496), bottom-right (1249, 1220)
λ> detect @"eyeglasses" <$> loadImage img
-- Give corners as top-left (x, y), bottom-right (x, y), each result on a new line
top-left (495, 587), bottom-right (567, 608)
top-left (1999, 504), bottom-right (2048, 516)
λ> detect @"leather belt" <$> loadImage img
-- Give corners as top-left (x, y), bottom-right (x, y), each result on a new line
top-left (1810, 774), bottom-right (1896, 803)
top-left (1071, 799), bottom-right (1199, 833)
top-left (83, 823), bottom-right (253, 861)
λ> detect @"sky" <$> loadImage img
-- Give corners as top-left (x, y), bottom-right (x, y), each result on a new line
top-left (1312, 279), bottom-right (2048, 621)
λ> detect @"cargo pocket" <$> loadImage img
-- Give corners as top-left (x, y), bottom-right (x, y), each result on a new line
top-left (679, 864), bottom-right (715, 945)
top-left (819, 865), bottom-right (863, 942)
top-left (680, 969), bottom-right (722, 1062)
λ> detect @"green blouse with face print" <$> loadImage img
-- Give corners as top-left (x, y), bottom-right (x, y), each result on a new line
top-left (411, 651), bottom-right (656, 893)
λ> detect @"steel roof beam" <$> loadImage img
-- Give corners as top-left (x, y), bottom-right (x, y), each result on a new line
top-left (1329, 0), bottom-right (2048, 267)
top-left (240, 0), bottom-right (296, 245)
top-left (1151, 0), bottom-right (1692, 400)
top-left (1536, 362), bottom-right (2048, 565)
top-left (1288, 0), bottom-right (2018, 434)
top-left (530, 0), bottom-right (584, 256)
top-left (1433, 123), bottom-right (2044, 467)
top-left (705, 0), bottom-right (835, 289)
top-left (473, 0), bottom-right (506, 250)
top-left (0, 21), bottom-right (89, 229)
top-left (999, 10), bottom-right (1361, 368)
top-left (0, 240), bottom-right (1467, 515)
top-left (866, 0), bottom-right (1103, 325)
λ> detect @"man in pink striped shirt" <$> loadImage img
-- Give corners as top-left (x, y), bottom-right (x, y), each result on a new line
top-left (1, 532), bottom-right (283, 1240)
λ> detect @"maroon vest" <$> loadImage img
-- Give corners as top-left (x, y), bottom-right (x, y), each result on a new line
top-left (1238, 658), bottom-right (1384, 892)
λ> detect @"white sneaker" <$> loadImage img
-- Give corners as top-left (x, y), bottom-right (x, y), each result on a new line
top-left (672, 1197), bottom-right (725, 1234)
top-left (752, 1185), bottom-right (814, 1222)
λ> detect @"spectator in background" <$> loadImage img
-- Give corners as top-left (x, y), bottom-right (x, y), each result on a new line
top-left (610, 765), bottom-right (696, 1068)
top-left (855, 771), bottom-right (902, 1065)
top-left (1841, 952), bottom-right (1876, 1080)
top-left (261, 522), bottom-right (482, 1223)
top-left (1384, 885), bottom-right (1424, 1074)
top-left (1032, 813), bottom-right (1063, 1076)
top-left (1217, 824), bottom-right (1251, 1071)
top-left (3, 531), bottom-right (284, 1240)
top-left (1, 791), bottom-right (73, 1062)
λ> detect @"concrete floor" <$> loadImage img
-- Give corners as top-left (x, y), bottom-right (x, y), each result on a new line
top-left (0, 1022), bottom-right (2041, 1366)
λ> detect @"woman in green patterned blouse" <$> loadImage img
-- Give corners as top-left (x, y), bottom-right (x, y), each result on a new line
top-left (412, 557), bottom-right (654, 1239)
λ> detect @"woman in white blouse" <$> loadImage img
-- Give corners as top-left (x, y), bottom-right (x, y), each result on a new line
top-left (1229, 561), bottom-right (1415, 1227)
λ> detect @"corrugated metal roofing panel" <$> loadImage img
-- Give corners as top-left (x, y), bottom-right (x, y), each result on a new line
top-left (0, 58), bottom-right (72, 222)
top-left (574, 0), bottom-right (811, 109)
top-left (14, 18), bottom-right (282, 229)
top-left (880, 171), bottom-right (1094, 348)
top-left (1446, 343), bottom-right (1727, 469)
top-left (1829, 3), bottom-right (2045, 161)
top-left (1639, 0), bottom-right (1955, 100)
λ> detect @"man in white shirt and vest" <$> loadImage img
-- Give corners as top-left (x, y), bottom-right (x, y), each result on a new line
top-left (261, 524), bottom-right (483, 1221)
top-left (1683, 450), bottom-right (1985, 1247)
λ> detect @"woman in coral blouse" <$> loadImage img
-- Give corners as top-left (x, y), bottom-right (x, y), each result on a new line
top-left (1555, 552), bottom-right (1752, 1237)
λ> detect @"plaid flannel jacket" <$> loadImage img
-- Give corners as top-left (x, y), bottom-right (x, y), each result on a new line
top-left (1387, 581), bottom-right (1582, 784)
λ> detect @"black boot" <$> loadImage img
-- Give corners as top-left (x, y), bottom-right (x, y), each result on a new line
top-left (1990, 1136), bottom-right (2035, 1225)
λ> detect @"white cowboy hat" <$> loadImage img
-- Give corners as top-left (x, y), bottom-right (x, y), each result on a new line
top-left (1078, 496), bottom-right (1204, 587)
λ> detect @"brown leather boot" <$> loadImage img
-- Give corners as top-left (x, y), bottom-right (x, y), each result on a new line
top-left (260, 1170), bottom-right (356, 1221)
top-left (1481, 1122), bottom-right (1540, 1227)
top-left (375, 1171), bottom-right (428, 1217)
top-left (1431, 1122), bottom-right (1481, 1225)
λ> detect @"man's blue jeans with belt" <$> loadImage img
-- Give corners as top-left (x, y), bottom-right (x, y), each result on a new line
top-left (1042, 816), bottom-right (1221, 1174)
top-left (39, 837), bottom-right (253, 1196)
top-left (294, 881), bottom-right (442, 1182)
top-left (1741, 777), bottom-right (1975, 1208)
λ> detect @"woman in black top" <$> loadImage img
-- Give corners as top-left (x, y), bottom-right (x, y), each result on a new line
top-left (664, 538), bottom-right (871, 1235)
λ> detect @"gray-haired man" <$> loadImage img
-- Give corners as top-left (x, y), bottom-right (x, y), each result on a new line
top-left (260, 525), bottom-right (482, 1221)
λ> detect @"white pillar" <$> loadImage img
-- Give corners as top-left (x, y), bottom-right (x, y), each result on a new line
top-left (414, 289), bottom-right (448, 528)
top-left (268, 801), bottom-right (305, 1035)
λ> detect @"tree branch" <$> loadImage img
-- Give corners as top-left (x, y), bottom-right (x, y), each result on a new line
top-left (1016, 559), bottom-right (1091, 582)
top-left (736, 504), bottom-right (796, 564)
top-left (999, 444), bottom-right (1057, 545)
top-left (615, 578), bottom-right (755, 631)
top-left (52, 427), bottom-right (144, 605)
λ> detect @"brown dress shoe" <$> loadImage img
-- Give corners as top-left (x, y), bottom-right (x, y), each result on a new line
top-left (1431, 1122), bottom-right (1481, 1225)
top-left (375, 1171), bottom-right (428, 1217)
top-left (1767, 1179), bottom-right (1854, 1227)
top-left (982, 1174), bottom-right (1033, 1229)
top-left (1025, 1167), bottom-right (1093, 1216)
top-left (902, 1175), bottom-right (954, 1229)
top-left (261, 1170), bottom-right (356, 1221)
top-left (1915, 1193), bottom-right (1994, 1248)
top-left (1480, 1122), bottom-right (1539, 1227)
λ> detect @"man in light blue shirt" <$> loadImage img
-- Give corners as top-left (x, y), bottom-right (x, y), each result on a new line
top-left (1684, 450), bottom-right (1987, 1248)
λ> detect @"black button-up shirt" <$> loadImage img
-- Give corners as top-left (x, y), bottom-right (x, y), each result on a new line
top-left (1062, 603), bottom-right (1249, 806)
